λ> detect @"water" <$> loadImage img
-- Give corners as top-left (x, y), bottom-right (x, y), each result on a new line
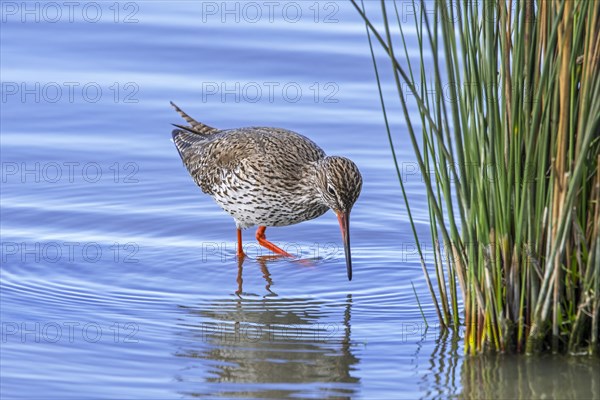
top-left (1, 2), bottom-right (598, 399)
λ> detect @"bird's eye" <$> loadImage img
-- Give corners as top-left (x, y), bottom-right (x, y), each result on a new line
top-left (327, 185), bottom-right (336, 196)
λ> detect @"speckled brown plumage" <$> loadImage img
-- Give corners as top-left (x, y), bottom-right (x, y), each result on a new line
top-left (170, 102), bottom-right (362, 280)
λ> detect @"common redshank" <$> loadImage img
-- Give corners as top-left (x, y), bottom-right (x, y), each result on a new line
top-left (170, 102), bottom-right (362, 280)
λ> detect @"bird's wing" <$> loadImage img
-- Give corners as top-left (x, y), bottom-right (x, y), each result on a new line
top-left (171, 129), bottom-right (211, 192)
top-left (170, 101), bottom-right (219, 135)
top-left (172, 128), bottom-right (245, 195)
top-left (172, 129), bottom-right (208, 156)
top-left (172, 127), bottom-right (324, 196)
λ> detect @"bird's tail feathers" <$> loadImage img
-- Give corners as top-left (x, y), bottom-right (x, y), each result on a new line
top-left (172, 123), bottom-right (200, 134)
top-left (170, 101), bottom-right (218, 135)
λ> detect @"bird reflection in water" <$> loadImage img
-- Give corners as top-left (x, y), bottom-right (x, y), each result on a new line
top-left (174, 265), bottom-right (360, 398)
top-left (235, 255), bottom-right (280, 298)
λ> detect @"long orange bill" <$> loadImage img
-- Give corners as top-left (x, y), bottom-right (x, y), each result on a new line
top-left (336, 211), bottom-right (352, 281)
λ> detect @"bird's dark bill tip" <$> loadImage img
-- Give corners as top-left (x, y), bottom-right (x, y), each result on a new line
top-left (337, 211), bottom-right (353, 282)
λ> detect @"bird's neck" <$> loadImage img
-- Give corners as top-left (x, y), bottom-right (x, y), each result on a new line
top-left (299, 161), bottom-right (325, 205)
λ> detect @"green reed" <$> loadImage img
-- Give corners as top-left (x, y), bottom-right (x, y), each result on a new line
top-left (352, 0), bottom-right (599, 354)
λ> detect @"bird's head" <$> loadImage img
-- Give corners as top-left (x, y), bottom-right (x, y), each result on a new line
top-left (315, 156), bottom-right (362, 281)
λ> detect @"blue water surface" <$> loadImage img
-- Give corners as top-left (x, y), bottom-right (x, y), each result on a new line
top-left (2, 2), bottom-right (598, 399)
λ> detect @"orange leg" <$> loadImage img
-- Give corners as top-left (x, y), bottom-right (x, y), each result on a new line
top-left (255, 226), bottom-right (293, 257)
top-left (237, 228), bottom-right (246, 259)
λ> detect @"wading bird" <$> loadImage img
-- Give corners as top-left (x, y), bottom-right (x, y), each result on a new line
top-left (170, 102), bottom-right (362, 280)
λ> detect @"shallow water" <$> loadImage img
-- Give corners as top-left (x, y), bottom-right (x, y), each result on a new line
top-left (1, 2), bottom-right (598, 398)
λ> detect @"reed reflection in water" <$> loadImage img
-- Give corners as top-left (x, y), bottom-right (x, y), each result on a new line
top-left (417, 333), bottom-right (461, 399)
top-left (460, 353), bottom-right (600, 399)
top-left (173, 258), bottom-right (360, 398)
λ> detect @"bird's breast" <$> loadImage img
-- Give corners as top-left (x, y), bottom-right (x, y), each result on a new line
top-left (210, 173), bottom-right (327, 229)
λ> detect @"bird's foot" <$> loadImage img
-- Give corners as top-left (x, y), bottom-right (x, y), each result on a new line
top-left (256, 226), bottom-right (293, 257)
